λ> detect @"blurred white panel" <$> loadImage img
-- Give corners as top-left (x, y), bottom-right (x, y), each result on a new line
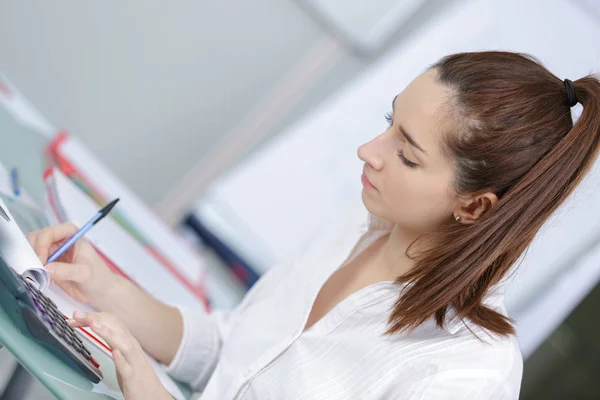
top-left (572, 0), bottom-right (600, 20)
top-left (299, 0), bottom-right (428, 51)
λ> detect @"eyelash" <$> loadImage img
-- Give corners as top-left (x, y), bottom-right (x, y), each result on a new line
top-left (385, 112), bottom-right (418, 168)
top-left (397, 150), bottom-right (418, 168)
top-left (384, 112), bottom-right (393, 125)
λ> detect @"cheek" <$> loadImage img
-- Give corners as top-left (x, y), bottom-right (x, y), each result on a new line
top-left (388, 174), bottom-right (453, 225)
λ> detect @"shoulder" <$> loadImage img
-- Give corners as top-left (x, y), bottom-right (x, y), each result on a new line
top-left (457, 329), bottom-right (522, 372)
top-left (438, 289), bottom-right (522, 375)
top-left (398, 332), bottom-right (523, 399)
top-left (434, 328), bottom-right (523, 393)
top-left (403, 316), bottom-right (523, 379)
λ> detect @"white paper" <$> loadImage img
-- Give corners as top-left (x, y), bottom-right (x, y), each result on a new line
top-left (0, 197), bottom-right (50, 290)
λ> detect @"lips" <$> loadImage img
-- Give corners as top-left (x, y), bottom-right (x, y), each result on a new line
top-left (361, 172), bottom-right (376, 190)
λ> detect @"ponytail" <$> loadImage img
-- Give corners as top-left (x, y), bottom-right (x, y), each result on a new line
top-left (385, 51), bottom-right (600, 338)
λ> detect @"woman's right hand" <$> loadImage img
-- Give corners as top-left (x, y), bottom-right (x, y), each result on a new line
top-left (27, 223), bottom-right (124, 309)
top-left (29, 224), bottom-right (183, 366)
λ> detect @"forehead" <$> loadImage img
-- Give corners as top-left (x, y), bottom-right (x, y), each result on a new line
top-left (394, 70), bottom-right (451, 160)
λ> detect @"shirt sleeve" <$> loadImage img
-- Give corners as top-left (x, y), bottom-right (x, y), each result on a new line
top-left (394, 369), bottom-right (519, 400)
top-left (165, 260), bottom-right (292, 391)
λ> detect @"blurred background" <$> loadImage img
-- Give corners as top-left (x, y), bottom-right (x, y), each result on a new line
top-left (1, 0), bottom-right (600, 398)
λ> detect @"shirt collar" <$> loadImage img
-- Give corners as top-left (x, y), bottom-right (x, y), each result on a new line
top-left (366, 211), bottom-right (395, 232)
top-left (363, 211), bottom-right (506, 335)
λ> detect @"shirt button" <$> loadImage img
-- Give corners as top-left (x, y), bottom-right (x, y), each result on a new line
top-left (242, 369), bottom-right (251, 379)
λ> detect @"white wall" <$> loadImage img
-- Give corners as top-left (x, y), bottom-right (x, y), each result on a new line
top-left (0, 0), bottom-right (346, 206)
top-left (0, 0), bottom-right (457, 221)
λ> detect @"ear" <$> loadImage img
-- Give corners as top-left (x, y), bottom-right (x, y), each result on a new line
top-left (454, 192), bottom-right (498, 224)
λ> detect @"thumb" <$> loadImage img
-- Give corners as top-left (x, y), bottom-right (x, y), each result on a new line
top-left (45, 262), bottom-right (90, 283)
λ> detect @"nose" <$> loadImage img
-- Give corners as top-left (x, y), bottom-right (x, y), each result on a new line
top-left (357, 136), bottom-right (384, 171)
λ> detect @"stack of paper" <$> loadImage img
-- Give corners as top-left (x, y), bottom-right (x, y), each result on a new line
top-left (45, 167), bottom-right (206, 310)
top-left (47, 133), bottom-right (208, 308)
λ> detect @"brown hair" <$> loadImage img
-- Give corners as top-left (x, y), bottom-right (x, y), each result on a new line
top-left (386, 51), bottom-right (600, 337)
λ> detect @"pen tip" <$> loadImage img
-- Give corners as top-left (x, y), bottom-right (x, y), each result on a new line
top-left (99, 198), bottom-right (120, 216)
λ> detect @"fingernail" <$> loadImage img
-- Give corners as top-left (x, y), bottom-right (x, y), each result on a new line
top-left (93, 321), bottom-right (104, 330)
top-left (73, 311), bottom-right (86, 319)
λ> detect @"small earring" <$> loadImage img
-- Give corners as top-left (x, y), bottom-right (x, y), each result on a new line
top-left (455, 215), bottom-right (461, 222)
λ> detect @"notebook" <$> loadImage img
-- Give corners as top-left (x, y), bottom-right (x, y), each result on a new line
top-left (0, 197), bottom-right (53, 291)
top-left (0, 196), bottom-right (110, 349)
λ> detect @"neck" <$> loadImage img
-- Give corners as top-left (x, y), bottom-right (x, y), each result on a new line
top-left (375, 224), bottom-right (421, 279)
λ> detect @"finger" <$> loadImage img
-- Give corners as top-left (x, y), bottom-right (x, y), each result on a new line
top-left (95, 315), bottom-right (144, 365)
top-left (71, 313), bottom-right (118, 346)
top-left (35, 223), bottom-right (79, 263)
top-left (45, 262), bottom-right (91, 283)
top-left (68, 318), bottom-right (85, 328)
top-left (92, 321), bottom-right (138, 363)
top-left (68, 312), bottom-right (95, 328)
top-left (112, 349), bottom-right (134, 380)
top-left (71, 311), bottom-right (100, 325)
top-left (75, 312), bottom-right (144, 365)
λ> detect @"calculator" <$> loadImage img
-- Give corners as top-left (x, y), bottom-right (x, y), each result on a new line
top-left (0, 254), bottom-right (103, 383)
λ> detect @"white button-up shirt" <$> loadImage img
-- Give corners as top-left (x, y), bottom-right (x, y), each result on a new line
top-left (166, 205), bottom-right (523, 399)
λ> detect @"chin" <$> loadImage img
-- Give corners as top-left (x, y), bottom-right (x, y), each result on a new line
top-left (361, 189), bottom-right (371, 207)
top-left (361, 192), bottom-right (379, 215)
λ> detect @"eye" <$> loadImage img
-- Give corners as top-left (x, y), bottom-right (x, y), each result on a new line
top-left (397, 150), bottom-right (418, 168)
top-left (384, 112), bottom-right (393, 126)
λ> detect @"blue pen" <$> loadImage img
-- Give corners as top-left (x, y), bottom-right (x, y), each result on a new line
top-left (10, 167), bottom-right (20, 197)
top-left (47, 198), bottom-right (120, 264)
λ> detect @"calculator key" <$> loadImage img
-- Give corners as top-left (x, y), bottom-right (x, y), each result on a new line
top-left (32, 299), bottom-right (44, 314)
top-left (19, 274), bottom-right (100, 380)
top-left (74, 338), bottom-right (86, 350)
top-left (79, 348), bottom-right (91, 359)
top-left (76, 341), bottom-right (88, 353)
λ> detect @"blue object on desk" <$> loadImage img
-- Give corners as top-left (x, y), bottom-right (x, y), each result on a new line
top-left (10, 167), bottom-right (20, 197)
top-left (183, 213), bottom-right (261, 289)
top-left (47, 198), bottom-right (119, 264)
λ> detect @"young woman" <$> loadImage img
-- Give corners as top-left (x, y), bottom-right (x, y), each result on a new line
top-left (28, 51), bottom-right (600, 399)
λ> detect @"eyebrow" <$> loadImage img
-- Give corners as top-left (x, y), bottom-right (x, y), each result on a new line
top-left (392, 95), bottom-right (428, 155)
